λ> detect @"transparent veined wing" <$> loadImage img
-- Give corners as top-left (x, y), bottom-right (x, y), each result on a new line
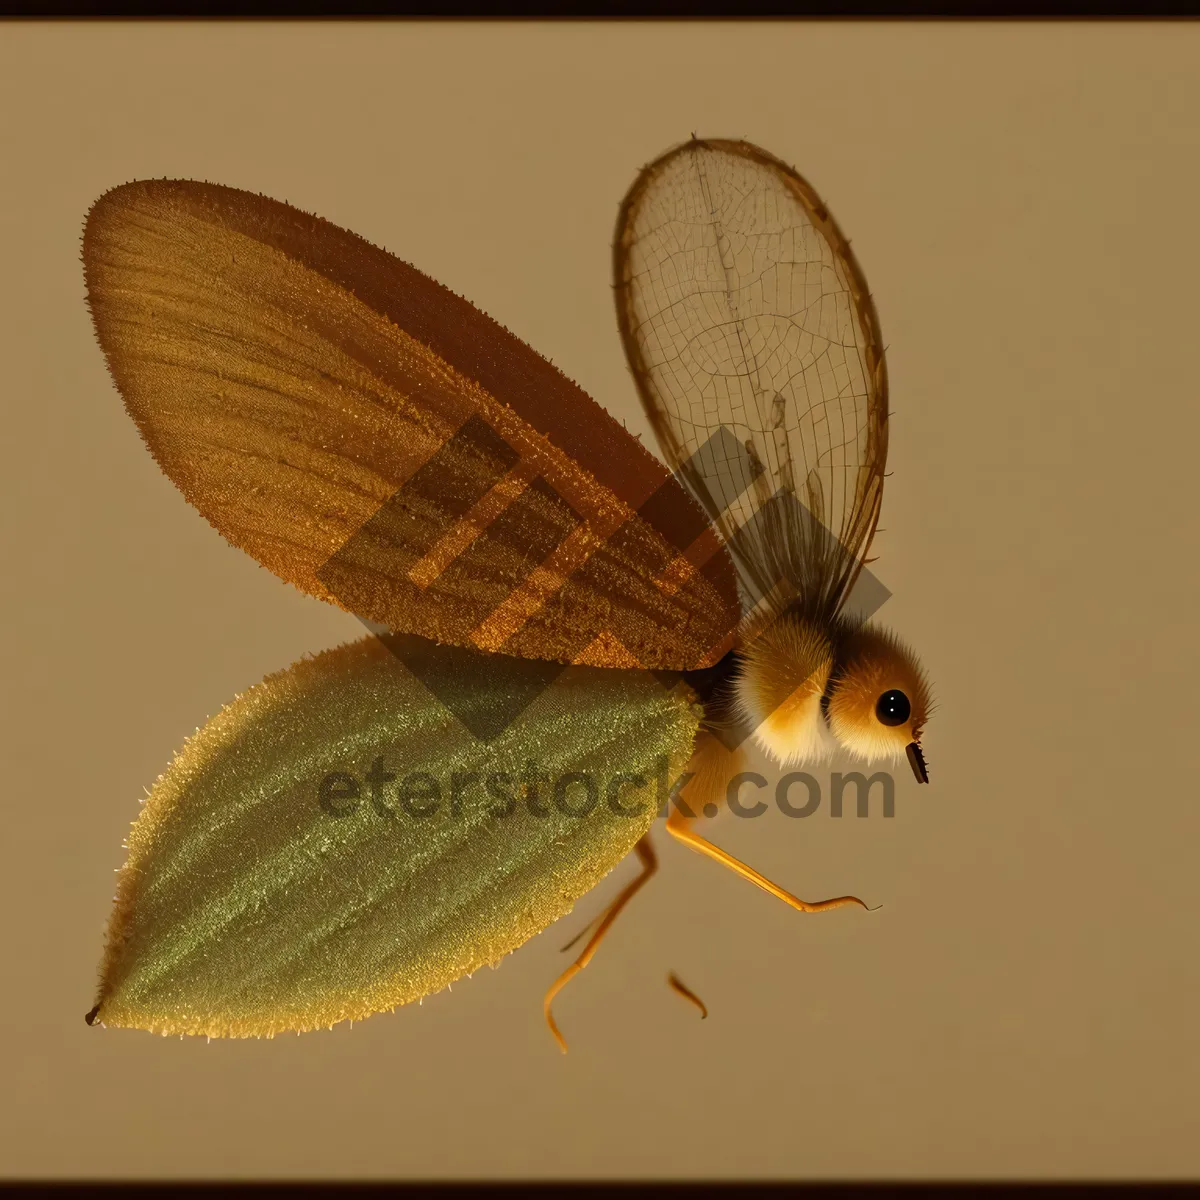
top-left (614, 138), bottom-right (888, 624)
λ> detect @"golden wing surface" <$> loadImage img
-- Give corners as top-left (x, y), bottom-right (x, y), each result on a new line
top-left (614, 138), bottom-right (888, 623)
top-left (84, 180), bottom-right (739, 670)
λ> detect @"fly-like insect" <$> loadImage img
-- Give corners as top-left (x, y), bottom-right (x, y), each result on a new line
top-left (82, 138), bottom-right (932, 1049)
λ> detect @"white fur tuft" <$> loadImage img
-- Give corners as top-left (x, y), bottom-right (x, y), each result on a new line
top-left (734, 668), bottom-right (839, 767)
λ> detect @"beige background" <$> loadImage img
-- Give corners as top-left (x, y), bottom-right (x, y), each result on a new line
top-left (1, 20), bottom-right (1198, 1181)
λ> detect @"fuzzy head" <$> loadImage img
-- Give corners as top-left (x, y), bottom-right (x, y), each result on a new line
top-left (734, 615), bottom-right (932, 782)
top-left (825, 625), bottom-right (932, 783)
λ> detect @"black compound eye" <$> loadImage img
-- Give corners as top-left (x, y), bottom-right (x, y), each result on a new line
top-left (875, 689), bottom-right (911, 727)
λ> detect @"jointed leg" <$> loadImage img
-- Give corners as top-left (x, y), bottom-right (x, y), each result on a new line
top-left (667, 730), bottom-right (870, 915)
top-left (666, 806), bottom-right (868, 912)
top-left (558, 911), bottom-right (602, 954)
top-left (543, 836), bottom-right (657, 1054)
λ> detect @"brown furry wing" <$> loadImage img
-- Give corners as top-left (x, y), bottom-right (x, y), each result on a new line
top-left (84, 179), bottom-right (738, 670)
top-left (613, 138), bottom-right (888, 625)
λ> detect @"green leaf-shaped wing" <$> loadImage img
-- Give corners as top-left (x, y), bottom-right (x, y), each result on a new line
top-left (90, 637), bottom-right (700, 1038)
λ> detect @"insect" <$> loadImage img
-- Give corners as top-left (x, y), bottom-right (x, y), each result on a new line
top-left (82, 137), bottom-right (932, 1049)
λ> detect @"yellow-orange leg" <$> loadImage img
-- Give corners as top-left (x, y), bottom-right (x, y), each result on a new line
top-left (666, 807), bottom-right (868, 913)
top-left (558, 912), bottom-right (602, 954)
top-left (543, 836), bottom-right (657, 1054)
top-left (667, 730), bottom-right (870, 915)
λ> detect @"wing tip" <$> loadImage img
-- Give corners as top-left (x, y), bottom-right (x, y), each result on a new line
top-left (84, 177), bottom-right (245, 252)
